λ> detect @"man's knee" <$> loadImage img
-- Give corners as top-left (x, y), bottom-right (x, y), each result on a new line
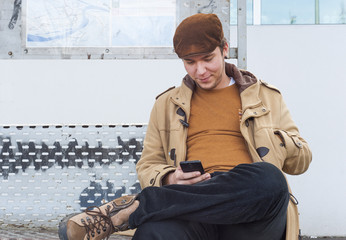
top-left (254, 162), bottom-right (289, 210)
top-left (235, 162), bottom-right (289, 200)
top-left (253, 162), bottom-right (287, 185)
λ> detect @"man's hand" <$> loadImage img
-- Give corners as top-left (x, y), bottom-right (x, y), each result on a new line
top-left (162, 166), bottom-right (211, 185)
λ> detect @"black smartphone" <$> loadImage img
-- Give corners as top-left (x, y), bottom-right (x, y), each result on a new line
top-left (180, 160), bottom-right (205, 174)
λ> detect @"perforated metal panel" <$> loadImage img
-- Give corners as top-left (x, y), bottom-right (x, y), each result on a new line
top-left (0, 124), bottom-right (145, 230)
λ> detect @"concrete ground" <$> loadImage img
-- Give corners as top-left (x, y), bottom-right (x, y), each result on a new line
top-left (302, 238), bottom-right (346, 240)
top-left (0, 228), bottom-right (345, 240)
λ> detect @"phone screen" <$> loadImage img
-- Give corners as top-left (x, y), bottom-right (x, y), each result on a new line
top-left (180, 160), bottom-right (205, 174)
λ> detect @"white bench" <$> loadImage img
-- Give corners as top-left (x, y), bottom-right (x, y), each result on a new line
top-left (0, 124), bottom-right (145, 230)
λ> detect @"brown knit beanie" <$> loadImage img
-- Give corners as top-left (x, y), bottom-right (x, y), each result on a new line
top-left (173, 13), bottom-right (224, 58)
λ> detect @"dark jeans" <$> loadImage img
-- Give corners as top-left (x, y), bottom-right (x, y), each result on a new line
top-left (129, 162), bottom-right (289, 240)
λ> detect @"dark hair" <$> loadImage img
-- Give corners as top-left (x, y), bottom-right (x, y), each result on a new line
top-left (219, 38), bottom-right (227, 49)
top-left (219, 37), bottom-right (228, 58)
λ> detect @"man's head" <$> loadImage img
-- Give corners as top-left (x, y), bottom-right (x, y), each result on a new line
top-left (173, 13), bottom-right (225, 58)
top-left (173, 13), bottom-right (230, 90)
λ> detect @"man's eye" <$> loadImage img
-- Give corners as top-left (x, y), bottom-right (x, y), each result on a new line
top-left (205, 58), bottom-right (212, 62)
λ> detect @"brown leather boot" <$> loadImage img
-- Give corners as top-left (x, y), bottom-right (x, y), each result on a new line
top-left (64, 195), bottom-right (139, 240)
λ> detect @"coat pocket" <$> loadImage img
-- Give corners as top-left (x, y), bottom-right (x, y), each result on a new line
top-left (254, 128), bottom-right (287, 169)
top-left (274, 130), bottom-right (302, 159)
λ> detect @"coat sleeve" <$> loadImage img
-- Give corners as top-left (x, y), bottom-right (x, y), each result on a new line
top-left (277, 96), bottom-right (312, 175)
top-left (136, 102), bottom-right (176, 189)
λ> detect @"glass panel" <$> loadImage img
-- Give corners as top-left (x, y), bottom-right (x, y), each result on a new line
top-left (1, 0), bottom-right (231, 59)
top-left (26, 0), bottom-right (176, 48)
top-left (261, 0), bottom-right (315, 24)
top-left (320, 0), bottom-right (346, 24)
top-left (230, 0), bottom-right (253, 25)
top-left (112, 0), bottom-right (176, 46)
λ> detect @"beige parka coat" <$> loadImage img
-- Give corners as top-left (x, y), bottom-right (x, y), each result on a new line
top-left (136, 63), bottom-right (312, 240)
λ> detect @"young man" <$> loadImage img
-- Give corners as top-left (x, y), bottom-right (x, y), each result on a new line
top-left (60, 13), bottom-right (311, 240)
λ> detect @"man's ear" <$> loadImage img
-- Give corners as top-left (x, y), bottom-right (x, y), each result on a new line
top-left (223, 42), bottom-right (229, 59)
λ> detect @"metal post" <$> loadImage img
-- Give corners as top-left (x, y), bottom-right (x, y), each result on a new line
top-left (253, 0), bottom-right (261, 25)
top-left (237, 0), bottom-right (247, 70)
top-left (315, 0), bottom-right (320, 24)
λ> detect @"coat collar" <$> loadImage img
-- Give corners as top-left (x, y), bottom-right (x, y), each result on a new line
top-left (182, 62), bottom-right (257, 93)
top-left (176, 63), bottom-right (267, 115)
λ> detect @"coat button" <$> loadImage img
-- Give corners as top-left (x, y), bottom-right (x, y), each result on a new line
top-left (262, 108), bottom-right (266, 112)
top-left (253, 112), bottom-right (257, 115)
top-left (150, 178), bottom-right (154, 184)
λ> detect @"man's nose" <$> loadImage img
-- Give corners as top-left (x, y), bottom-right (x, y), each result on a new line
top-left (196, 62), bottom-right (206, 75)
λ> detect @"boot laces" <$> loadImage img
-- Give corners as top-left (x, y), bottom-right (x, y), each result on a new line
top-left (81, 205), bottom-right (114, 240)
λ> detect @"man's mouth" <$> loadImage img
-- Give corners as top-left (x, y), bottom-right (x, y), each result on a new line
top-left (199, 76), bottom-right (211, 82)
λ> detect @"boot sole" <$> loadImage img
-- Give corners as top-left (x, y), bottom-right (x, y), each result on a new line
top-left (58, 213), bottom-right (79, 240)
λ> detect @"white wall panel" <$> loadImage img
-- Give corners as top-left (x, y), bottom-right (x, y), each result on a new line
top-left (1, 25), bottom-right (346, 236)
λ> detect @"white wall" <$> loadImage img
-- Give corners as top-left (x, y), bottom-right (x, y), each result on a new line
top-left (1, 25), bottom-right (346, 236)
top-left (0, 59), bottom-right (186, 125)
top-left (245, 25), bottom-right (346, 237)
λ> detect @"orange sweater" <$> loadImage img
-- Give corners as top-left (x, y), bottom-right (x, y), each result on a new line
top-left (187, 84), bottom-right (252, 173)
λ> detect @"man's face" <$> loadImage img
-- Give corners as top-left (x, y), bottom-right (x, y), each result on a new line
top-left (182, 44), bottom-right (229, 90)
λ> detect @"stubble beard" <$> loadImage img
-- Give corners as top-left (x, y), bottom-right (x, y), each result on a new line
top-left (197, 63), bottom-right (225, 90)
